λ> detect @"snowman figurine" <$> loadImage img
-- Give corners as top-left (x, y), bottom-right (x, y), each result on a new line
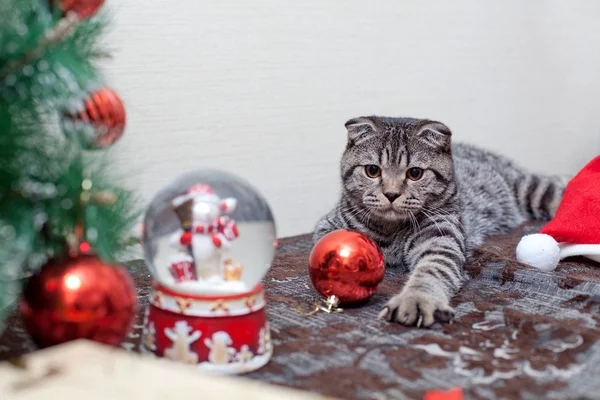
top-left (171, 184), bottom-right (238, 281)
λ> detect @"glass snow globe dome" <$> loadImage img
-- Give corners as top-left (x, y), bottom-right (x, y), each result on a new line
top-left (143, 170), bottom-right (277, 296)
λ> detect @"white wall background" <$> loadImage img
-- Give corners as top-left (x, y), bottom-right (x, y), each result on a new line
top-left (102, 0), bottom-right (600, 238)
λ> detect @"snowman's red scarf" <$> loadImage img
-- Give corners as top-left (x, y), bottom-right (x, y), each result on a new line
top-left (179, 216), bottom-right (239, 248)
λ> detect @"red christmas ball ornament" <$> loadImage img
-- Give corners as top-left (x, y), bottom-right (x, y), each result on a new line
top-left (51, 0), bottom-right (105, 20)
top-left (309, 229), bottom-right (385, 305)
top-left (68, 87), bottom-right (126, 149)
top-left (19, 254), bottom-right (137, 348)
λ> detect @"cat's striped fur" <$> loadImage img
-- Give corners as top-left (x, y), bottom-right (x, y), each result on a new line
top-left (313, 116), bottom-right (567, 327)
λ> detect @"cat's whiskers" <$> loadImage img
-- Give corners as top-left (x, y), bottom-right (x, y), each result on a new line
top-left (422, 206), bottom-right (466, 231)
top-left (344, 203), bottom-right (375, 225)
top-left (420, 208), bottom-right (446, 236)
top-left (407, 210), bottom-right (422, 239)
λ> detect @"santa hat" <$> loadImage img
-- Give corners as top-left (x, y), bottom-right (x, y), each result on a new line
top-left (171, 183), bottom-right (237, 215)
top-left (516, 156), bottom-right (600, 271)
top-left (185, 183), bottom-right (219, 202)
top-left (187, 184), bottom-right (214, 196)
top-left (187, 184), bottom-right (237, 212)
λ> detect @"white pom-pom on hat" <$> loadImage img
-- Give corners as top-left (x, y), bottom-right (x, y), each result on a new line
top-left (516, 234), bottom-right (560, 271)
top-left (516, 234), bottom-right (600, 272)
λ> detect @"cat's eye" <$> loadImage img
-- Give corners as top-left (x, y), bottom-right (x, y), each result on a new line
top-left (407, 167), bottom-right (424, 181)
top-left (365, 165), bottom-right (381, 178)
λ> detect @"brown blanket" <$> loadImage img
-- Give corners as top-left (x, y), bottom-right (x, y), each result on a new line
top-left (1, 222), bottom-right (599, 399)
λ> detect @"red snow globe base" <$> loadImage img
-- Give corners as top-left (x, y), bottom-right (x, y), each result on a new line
top-left (141, 282), bottom-right (272, 374)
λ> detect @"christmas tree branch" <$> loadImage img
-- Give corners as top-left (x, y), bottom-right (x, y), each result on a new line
top-left (0, 0), bottom-right (140, 324)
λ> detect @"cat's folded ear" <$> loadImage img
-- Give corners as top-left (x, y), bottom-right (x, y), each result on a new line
top-left (345, 117), bottom-right (378, 145)
top-left (416, 121), bottom-right (452, 151)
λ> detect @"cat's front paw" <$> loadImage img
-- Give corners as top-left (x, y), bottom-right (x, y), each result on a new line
top-left (378, 289), bottom-right (454, 328)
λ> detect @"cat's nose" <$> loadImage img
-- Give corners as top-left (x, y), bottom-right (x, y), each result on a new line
top-left (384, 192), bottom-right (400, 203)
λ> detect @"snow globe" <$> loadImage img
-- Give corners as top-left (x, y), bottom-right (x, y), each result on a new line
top-left (141, 169), bottom-right (276, 374)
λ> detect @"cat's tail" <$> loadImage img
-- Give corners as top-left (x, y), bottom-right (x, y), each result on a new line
top-left (512, 172), bottom-right (569, 221)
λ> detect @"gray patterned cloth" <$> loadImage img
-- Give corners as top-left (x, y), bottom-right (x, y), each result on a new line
top-left (1, 222), bottom-right (600, 400)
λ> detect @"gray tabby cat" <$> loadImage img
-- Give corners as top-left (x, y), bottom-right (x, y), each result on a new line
top-left (314, 116), bottom-right (567, 328)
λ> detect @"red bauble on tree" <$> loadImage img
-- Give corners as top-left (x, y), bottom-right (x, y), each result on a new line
top-left (51, 0), bottom-right (105, 20)
top-left (67, 87), bottom-right (126, 149)
top-left (19, 254), bottom-right (137, 348)
top-left (309, 229), bottom-right (385, 306)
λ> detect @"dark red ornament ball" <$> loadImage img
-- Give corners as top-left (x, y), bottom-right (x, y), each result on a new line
top-left (309, 229), bottom-right (385, 305)
top-left (52, 0), bottom-right (105, 20)
top-left (68, 87), bottom-right (126, 149)
top-left (20, 254), bottom-right (137, 348)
